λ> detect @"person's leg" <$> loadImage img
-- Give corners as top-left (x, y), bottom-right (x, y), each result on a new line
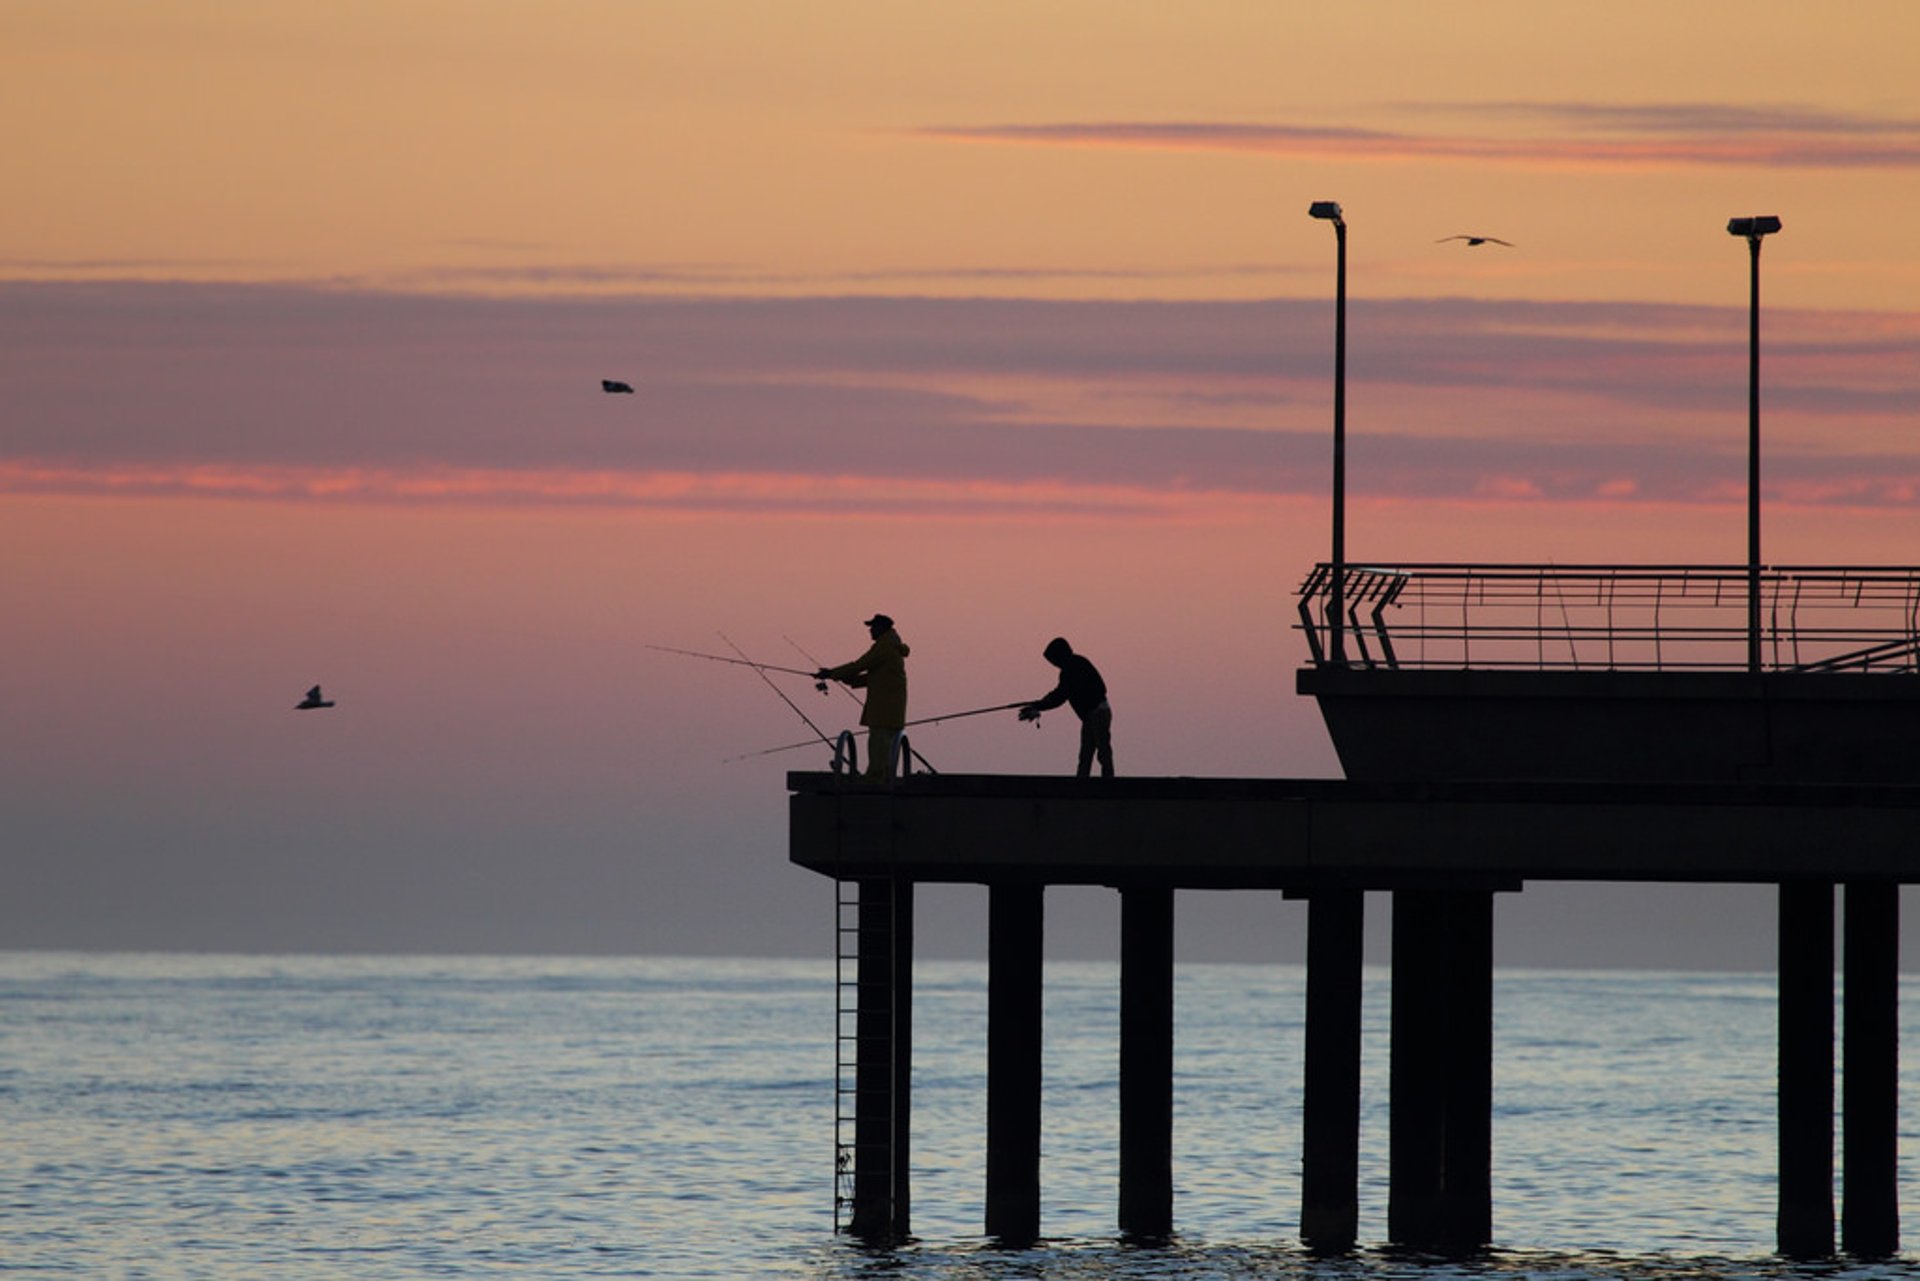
top-left (1091, 705), bottom-right (1114, 777)
top-left (867, 727), bottom-right (900, 779)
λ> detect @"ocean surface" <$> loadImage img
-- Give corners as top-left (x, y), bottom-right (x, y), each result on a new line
top-left (5, 951), bottom-right (1920, 1280)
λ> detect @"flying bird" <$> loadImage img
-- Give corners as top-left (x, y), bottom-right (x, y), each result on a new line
top-left (1437, 235), bottom-right (1515, 247)
top-left (296, 685), bottom-right (335, 710)
top-left (601, 379), bottom-right (635, 394)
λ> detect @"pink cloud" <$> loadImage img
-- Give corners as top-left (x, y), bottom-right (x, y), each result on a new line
top-left (1474, 475), bottom-right (1546, 499)
top-left (4, 283), bottom-right (1917, 514)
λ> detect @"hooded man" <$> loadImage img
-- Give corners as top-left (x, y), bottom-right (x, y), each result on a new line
top-left (816, 614), bottom-right (911, 779)
top-left (1019, 637), bottom-right (1113, 777)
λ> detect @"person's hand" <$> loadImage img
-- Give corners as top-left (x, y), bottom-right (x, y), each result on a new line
top-left (814, 668), bottom-right (832, 680)
top-left (1017, 705), bottom-right (1039, 722)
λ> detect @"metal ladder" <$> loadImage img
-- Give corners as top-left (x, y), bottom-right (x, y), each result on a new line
top-left (831, 874), bottom-right (860, 1230)
top-left (828, 733), bottom-right (910, 1233)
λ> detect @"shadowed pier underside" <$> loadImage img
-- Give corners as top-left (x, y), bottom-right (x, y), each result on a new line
top-left (790, 770), bottom-right (1909, 1256)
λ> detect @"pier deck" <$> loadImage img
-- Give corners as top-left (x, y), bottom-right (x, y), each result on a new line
top-left (791, 771), bottom-right (1920, 886)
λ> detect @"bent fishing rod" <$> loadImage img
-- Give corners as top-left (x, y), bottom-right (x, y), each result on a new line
top-left (654, 635), bottom-right (946, 772)
top-left (724, 700), bottom-right (1032, 764)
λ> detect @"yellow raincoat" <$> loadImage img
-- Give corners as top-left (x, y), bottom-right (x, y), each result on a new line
top-left (824, 629), bottom-right (910, 728)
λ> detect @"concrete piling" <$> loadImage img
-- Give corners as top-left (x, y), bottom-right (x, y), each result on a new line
top-left (1118, 885), bottom-right (1175, 1240)
top-left (1843, 880), bottom-right (1899, 1258)
top-left (1777, 880), bottom-right (1835, 1259)
top-left (1300, 887), bottom-right (1364, 1251)
top-left (986, 883), bottom-right (1045, 1245)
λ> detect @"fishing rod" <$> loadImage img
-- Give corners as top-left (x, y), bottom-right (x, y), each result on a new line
top-left (725, 700), bottom-right (1032, 764)
top-left (646, 642), bottom-right (829, 692)
top-left (783, 633), bottom-right (939, 775)
top-left (711, 631), bottom-right (866, 774)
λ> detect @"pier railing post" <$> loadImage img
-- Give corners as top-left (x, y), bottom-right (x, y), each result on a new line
top-left (1842, 880), bottom-right (1898, 1258)
top-left (1300, 886), bottom-right (1364, 1251)
top-left (1778, 879), bottom-right (1835, 1259)
top-left (987, 882), bottom-right (1045, 1246)
top-left (1119, 885), bottom-right (1175, 1241)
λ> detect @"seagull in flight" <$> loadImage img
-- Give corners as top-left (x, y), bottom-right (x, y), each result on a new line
top-left (1437, 235), bottom-right (1515, 247)
top-left (295, 685), bottom-right (335, 710)
top-left (601, 379), bottom-right (635, 394)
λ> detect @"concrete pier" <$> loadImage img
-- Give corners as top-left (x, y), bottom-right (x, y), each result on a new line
top-left (798, 773), bottom-right (1908, 1254)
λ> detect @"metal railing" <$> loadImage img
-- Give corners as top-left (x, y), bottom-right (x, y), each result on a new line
top-left (1297, 563), bottom-right (1920, 673)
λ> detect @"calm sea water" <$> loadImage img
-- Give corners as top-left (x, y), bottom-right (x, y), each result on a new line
top-left (4, 951), bottom-right (1920, 1280)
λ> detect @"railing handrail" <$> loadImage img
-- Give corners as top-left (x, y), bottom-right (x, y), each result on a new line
top-left (1296, 562), bottom-right (1920, 674)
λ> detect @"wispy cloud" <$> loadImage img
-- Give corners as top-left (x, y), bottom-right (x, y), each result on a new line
top-left (377, 260), bottom-right (1306, 293)
top-left (3, 283), bottom-right (1916, 514)
top-left (0, 255), bottom-right (277, 273)
top-left (1430, 101), bottom-right (1920, 137)
top-left (912, 101), bottom-right (1920, 171)
top-left (0, 461), bottom-right (1181, 518)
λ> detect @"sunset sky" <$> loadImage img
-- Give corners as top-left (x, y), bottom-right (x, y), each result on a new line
top-left (4, 2), bottom-right (1919, 963)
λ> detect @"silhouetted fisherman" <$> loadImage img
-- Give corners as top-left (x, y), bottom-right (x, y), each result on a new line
top-left (815, 614), bottom-right (910, 780)
top-left (1019, 637), bottom-right (1113, 777)
top-left (295, 685), bottom-right (335, 710)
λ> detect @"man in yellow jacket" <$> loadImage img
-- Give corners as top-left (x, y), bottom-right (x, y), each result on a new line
top-left (816, 614), bottom-right (910, 779)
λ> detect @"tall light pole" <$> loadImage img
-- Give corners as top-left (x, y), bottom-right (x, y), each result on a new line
top-left (1728, 215), bottom-right (1781, 673)
top-left (1310, 201), bottom-right (1347, 665)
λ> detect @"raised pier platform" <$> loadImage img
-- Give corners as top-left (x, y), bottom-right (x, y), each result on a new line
top-left (788, 560), bottom-right (1920, 1254)
top-left (789, 771), bottom-right (1909, 1256)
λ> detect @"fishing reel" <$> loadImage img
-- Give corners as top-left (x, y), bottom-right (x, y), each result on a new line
top-left (815, 680), bottom-right (830, 696)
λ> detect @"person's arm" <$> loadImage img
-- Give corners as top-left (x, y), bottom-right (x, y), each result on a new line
top-left (1024, 678), bottom-right (1069, 714)
top-left (819, 642), bottom-right (880, 683)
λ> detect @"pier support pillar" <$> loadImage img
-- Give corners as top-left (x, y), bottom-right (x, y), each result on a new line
top-left (1843, 881), bottom-right (1899, 1258)
top-left (987, 883), bottom-right (1044, 1245)
top-left (850, 877), bottom-right (913, 1242)
top-left (1299, 887), bottom-right (1364, 1252)
top-left (1778, 880), bottom-right (1835, 1259)
top-left (1389, 887), bottom-right (1494, 1254)
top-left (1118, 885), bottom-right (1174, 1241)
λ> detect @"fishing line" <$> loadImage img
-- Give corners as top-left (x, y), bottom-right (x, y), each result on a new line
top-left (715, 631), bottom-right (842, 767)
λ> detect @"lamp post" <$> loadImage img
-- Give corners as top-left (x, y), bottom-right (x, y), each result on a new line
top-left (1728, 215), bottom-right (1781, 674)
top-left (1310, 200), bottom-right (1347, 665)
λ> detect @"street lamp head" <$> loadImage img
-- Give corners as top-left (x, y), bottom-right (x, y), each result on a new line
top-left (1727, 215), bottom-right (1782, 238)
top-left (1308, 200), bottom-right (1344, 224)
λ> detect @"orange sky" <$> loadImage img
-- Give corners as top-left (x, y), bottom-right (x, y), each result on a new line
top-left (3, 3), bottom-right (1919, 960)
top-left (6, 2), bottom-right (1919, 306)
